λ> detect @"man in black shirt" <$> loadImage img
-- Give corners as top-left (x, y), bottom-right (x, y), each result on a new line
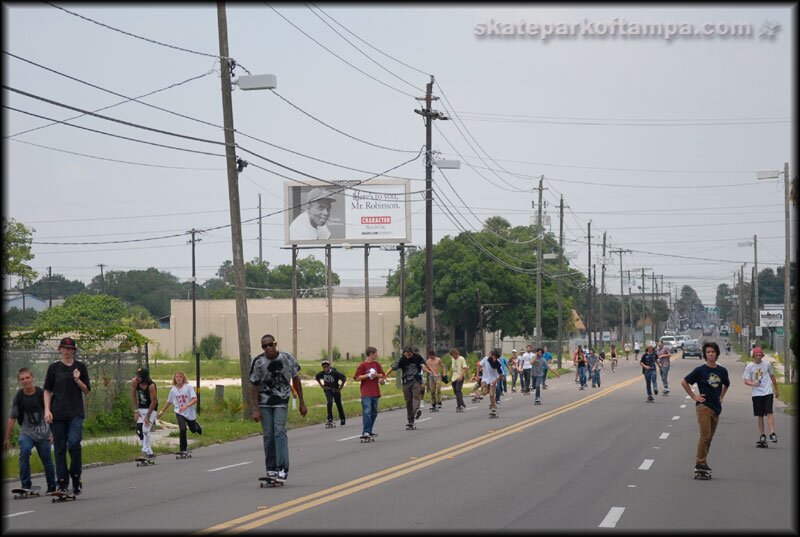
top-left (315, 360), bottom-right (347, 426)
top-left (385, 346), bottom-right (431, 427)
top-left (44, 337), bottom-right (91, 495)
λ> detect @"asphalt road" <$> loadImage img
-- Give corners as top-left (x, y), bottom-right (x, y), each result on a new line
top-left (3, 343), bottom-right (795, 533)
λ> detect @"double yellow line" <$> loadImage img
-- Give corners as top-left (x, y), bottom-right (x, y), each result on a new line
top-left (199, 375), bottom-right (640, 534)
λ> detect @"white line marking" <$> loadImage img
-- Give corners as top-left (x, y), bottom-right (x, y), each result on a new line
top-left (653, 446), bottom-right (660, 449)
top-left (680, 404), bottom-right (687, 408)
top-left (638, 459), bottom-right (654, 470)
top-left (416, 418), bottom-right (432, 423)
top-left (337, 435), bottom-right (364, 442)
top-left (4, 511), bottom-right (34, 518)
top-left (685, 395), bottom-right (691, 399)
top-left (599, 507), bottom-right (625, 528)
top-left (627, 485), bottom-right (637, 488)
top-left (672, 415), bottom-right (680, 420)
top-left (660, 433), bottom-right (670, 439)
top-left (207, 461), bottom-right (252, 472)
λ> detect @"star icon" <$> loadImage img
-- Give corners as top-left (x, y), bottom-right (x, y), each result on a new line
top-left (759, 20), bottom-right (780, 40)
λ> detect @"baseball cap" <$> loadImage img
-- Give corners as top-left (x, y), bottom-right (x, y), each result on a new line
top-left (306, 188), bottom-right (336, 205)
top-left (58, 337), bottom-right (77, 350)
top-left (753, 347), bottom-right (763, 355)
top-left (512, 349), bottom-right (517, 352)
top-left (322, 359), bottom-right (330, 365)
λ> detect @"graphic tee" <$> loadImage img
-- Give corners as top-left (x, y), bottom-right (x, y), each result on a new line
top-left (684, 364), bottom-right (731, 415)
top-left (10, 387), bottom-right (50, 442)
top-left (249, 351), bottom-right (301, 408)
top-left (742, 361), bottom-right (775, 397)
top-left (167, 384), bottom-right (198, 420)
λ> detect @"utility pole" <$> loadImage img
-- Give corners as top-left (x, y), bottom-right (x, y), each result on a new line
top-left (292, 245), bottom-right (298, 357)
top-left (326, 244), bottom-right (333, 361)
top-left (557, 195), bottom-right (565, 369)
top-left (364, 244), bottom-right (370, 351)
top-left (258, 194), bottom-right (263, 264)
top-left (535, 175), bottom-right (544, 348)
top-left (217, 3), bottom-right (253, 419)
top-left (477, 288), bottom-right (484, 355)
top-left (611, 249), bottom-right (631, 345)
top-left (641, 268), bottom-right (647, 342)
top-left (188, 229), bottom-right (203, 411)
top-left (97, 263), bottom-right (106, 294)
top-left (599, 232), bottom-right (606, 351)
top-left (651, 273), bottom-right (657, 340)
top-left (586, 221), bottom-right (592, 348)
top-left (753, 234), bottom-right (759, 342)
top-left (399, 243), bottom-right (406, 353)
top-left (782, 161), bottom-right (792, 382)
top-left (48, 266), bottom-right (52, 308)
top-left (738, 265), bottom-right (745, 350)
top-left (414, 75), bottom-right (447, 353)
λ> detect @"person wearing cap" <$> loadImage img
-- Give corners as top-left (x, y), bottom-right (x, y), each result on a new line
top-left (131, 368), bottom-right (158, 460)
top-left (289, 187), bottom-right (336, 240)
top-left (354, 346), bottom-right (386, 439)
top-left (315, 359), bottom-right (347, 426)
top-left (743, 347), bottom-right (779, 445)
top-left (385, 346), bottom-right (431, 427)
top-left (680, 341), bottom-right (730, 476)
top-left (43, 337), bottom-right (91, 495)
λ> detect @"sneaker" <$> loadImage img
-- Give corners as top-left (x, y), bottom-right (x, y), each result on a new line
top-left (267, 470), bottom-right (278, 479)
top-left (46, 485), bottom-right (57, 495)
top-left (654, 389), bottom-right (659, 395)
top-left (511, 388), bottom-right (517, 393)
top-left (695, 463), bottom-right (711, 472)
top-left (770, 432), bottom-right (777, 443)
top-left (196, 423), bottom-right (203, 435)
top-left (415, 409), bottom-right (422, 419)
top-left (274, 469), bottom-right (287, 483)
top-left (759, 434), bottom-right (767, 444)
top-left (71, 476), bottom-right (82, 496)
top-left (148, 453), bottom-right (156, 459)
top-left (647, 396), bottom-right (654, 402)
top-left (341, 419), bottom-right (346, 426)
top-left (369, 432), bottom-right (379, 437)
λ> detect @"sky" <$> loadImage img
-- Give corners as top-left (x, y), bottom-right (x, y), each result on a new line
top-left (3, 3), bottom-right (796, 306)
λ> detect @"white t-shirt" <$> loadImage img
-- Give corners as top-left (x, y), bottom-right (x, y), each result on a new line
top-left (167, 384), bottom-right (198, 420)
top-left (742, 361), bottom-right (775, 397)
top-left (520, 352), bottom-right (534, 370)
top-left (479, 357), bottom-right (500, 384)
top-left (289, 213), bottom-right (331, 240)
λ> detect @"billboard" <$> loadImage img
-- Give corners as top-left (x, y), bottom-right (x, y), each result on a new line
top-left (284, 180), bottom-right (411, 246)
top-left (760, 310), bottom-right (784, 327)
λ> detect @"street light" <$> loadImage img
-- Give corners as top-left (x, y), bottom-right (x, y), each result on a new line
top-left (757, 164), bottom-right (793, 383)
top-left (738, 236), bottom-right (758, 344)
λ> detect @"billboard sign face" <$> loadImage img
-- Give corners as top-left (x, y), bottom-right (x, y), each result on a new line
top-left (285, 180), bottom-right (411, 245)
top-left (760, 310), bottom-right (784, 327)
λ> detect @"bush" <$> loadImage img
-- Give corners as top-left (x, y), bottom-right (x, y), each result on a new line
top-left (320, 345), bottom-right (341, 361)
top-left (84, 388), bottom-right (135, 435)
top-left (199, 334), bottom-right (223, 360)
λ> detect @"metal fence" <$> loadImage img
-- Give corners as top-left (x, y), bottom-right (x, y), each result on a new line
top-left (3, 341), bottom-right (144, 417)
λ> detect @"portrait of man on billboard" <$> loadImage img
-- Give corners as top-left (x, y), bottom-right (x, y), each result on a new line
top-left (289, 187), bottom-right (338, 241)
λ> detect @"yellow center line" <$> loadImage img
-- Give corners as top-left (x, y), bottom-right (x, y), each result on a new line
top-left (199, 375), bottom-right (641, 534)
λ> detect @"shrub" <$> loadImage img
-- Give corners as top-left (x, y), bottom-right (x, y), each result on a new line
top-left (199, 334), bottom-right (223, 360)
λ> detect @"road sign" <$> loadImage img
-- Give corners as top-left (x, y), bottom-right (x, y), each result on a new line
top-left (776, 328), bottom-right (784, 335)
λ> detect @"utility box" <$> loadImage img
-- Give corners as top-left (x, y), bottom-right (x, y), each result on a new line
top-left (237, 74), bottom-right (277, 91)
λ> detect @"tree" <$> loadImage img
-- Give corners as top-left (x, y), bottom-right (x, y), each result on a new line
top-left (2, 306), bottom-right (39, 330)
top-left (88, 268), bottom-right (186, 318)
top-left (2, 217), bottom-right (37, 283)
top-left (25, 273), bottom-right (87, 300)
top-left (677, 286), bottom-right (704, 326)
top-left (18, 293), bottom-right (147, 351)
top-left (205, 256), bottom-right (338, 299)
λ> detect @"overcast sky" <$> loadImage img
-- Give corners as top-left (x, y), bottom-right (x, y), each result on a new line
top-left (3, 3), bottom-right (795, 306)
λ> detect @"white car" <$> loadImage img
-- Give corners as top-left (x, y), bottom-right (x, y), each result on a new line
top-left (659, 335), bottom-right (678, 353)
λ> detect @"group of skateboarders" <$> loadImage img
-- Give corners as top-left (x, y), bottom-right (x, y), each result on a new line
top-left (3, 336), bottom-right (782, 493)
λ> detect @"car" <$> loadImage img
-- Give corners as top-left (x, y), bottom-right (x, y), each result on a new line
top-left (682, 342), bottom-right (702, 359)
top-left (694, 323), bottom-right (703, 330)
top-left (676, 334), bottom-right (690, 348)
top-left (659, 335), bottom-right (678, 353)
top-left (719, 326), bottom-right (730, 337)
top-left (702, 327), bottom-right (713, 336)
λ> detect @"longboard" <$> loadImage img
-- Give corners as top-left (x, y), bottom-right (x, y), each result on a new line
top-left (51, 491), bottom-right (77, 502)
top-left (175, 451), bottom-right (193, 459)
top-left (258, 476), bottom-right (284, 488)
top-left (12, 486), bottom-right (41, 499)
top-left (693, 469), bottom-right (712, 480)
top-left (135, 455), bottom-right (156, 466)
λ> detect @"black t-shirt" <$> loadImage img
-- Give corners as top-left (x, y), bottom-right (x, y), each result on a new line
top-left (683, 364), bottom-right (730, 415)
top-left (315, 368), bottom-right (346, 390)
top-left (10, 387), bottom-right (49, 440)
top-left (394, 354), bottom-right (426, 384)
top-left (136, 380), bottom-right (158, 410)
top-left (640, 351), bottom-right (658, 373)
top-left (43, 360), bottom-right (91, 420)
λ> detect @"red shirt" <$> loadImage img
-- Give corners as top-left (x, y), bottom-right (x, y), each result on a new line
top-left (355, 361), bottom-right (385, 398)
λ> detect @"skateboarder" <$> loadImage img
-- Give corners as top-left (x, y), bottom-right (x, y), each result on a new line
top-left (158, 370), bottom-right (202, 456)
top-left (4, 368), bottom-right (57, 494)
top-left (425, 349), bottom-right (446, 410)
top-left (44, 337), bottom-right (90, 496)
top-left (640, 344), bottom-right (659, 401)
top-left (530, 348), bottom-right (546, 404)
top-left (315, 359), bottom-right (347, 426)
top-left (743, 347), bottom-right (779, 446)
top-left (680, 341), bottom-right (730, 477)
top-left (131, 368), bottom-right (158, 461)
top-left (476, 350), bottom-right (502, 416)
top-left (656, 340), bottom-right (671, 395)
top-left (249, 334), bottom-right (307, 484)
top-left (385, 346), bottom-right (430, 428)
top-left (449, 348), bottom-right (469, 410)
top-left (354, 346), bottom-right (385, 439)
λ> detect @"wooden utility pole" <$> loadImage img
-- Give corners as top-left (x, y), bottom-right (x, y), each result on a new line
top-left (586, 221), bottom-right (592, 348)
top-left (557, 195), bottom-right (564, 369)
top-left (535, 175), bottom-right (544, 348)
top-left (188, 229), bottom-right (203, 411)
top-left (291, 245), bottom-right (298, 357)
top-left (326, 244), bottom-right (333, 360)
top-left (599, 232), bottom-right (606, 350)
top-left (364, 244), bottom-right (370, 351)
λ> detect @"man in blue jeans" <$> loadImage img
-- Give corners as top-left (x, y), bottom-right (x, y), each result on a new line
top-left (354, 346), bottom-right (386, 438)
top-left (44, 337), bottom-right (90, 495)
top-left (250, 334), bottom-right (307, 484)
top-left (640, 344), bottom-right (659, 402)
top-left (5, 368), bottom-right (57, 493)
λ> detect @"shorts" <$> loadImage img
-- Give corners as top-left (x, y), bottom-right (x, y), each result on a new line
top-left (752, 394), bottom-right (774, 417)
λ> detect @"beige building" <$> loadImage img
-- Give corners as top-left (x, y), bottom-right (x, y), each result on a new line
top-left (140, 296), bottom-right (404, 361)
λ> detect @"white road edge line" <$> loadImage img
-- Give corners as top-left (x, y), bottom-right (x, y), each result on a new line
top-left (599, 507), bottom-right (625, 528)
top-left (207, 461), bottom-right (252, 472)
top-left (4, 511), bottom-right (35, 518)
top-left (672, 415), bottom-right (680, 420)
top-left (638, 459), bottom-right (654, 470)
top-left (680, 404), bottom-right (687, 408)
top-left (660, 433), bottom-right (670, 439)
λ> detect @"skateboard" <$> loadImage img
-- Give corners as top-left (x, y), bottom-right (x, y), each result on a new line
top-left (456, 406), bottom-right (464, 413)
top-left (693, 469), bottom-right (712, 480)
top-left (258, 476), bottom-right (285, 488)
top-left (534, 399), bottom-right (542, 406)
top-left (489, 410), bottom-right (499, 419)
top-left (471, 396), bottom-right (481, 403)
top-left (662, 391), bottom-right (670, 396)
top-left (175, 451), bottom-right (193, 459)
top-left (11, 486), bottom-right (41, 499)
top-left (135, 454), bottom-right (156, 467)
top-left (405, 423), bottom-right (416, 430)
top-left (429, 405), bottom-right (440, 412)
top-left (359, 434), bottom-right (375, 443)
top-left (325, 421), bottom-right (336, 429)
top-left (647, 397), bottom-right (655, 403)
top-left (51, 491), bottom-right (77, 503)
top-left (757, 439), bottom-right (768, 448)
